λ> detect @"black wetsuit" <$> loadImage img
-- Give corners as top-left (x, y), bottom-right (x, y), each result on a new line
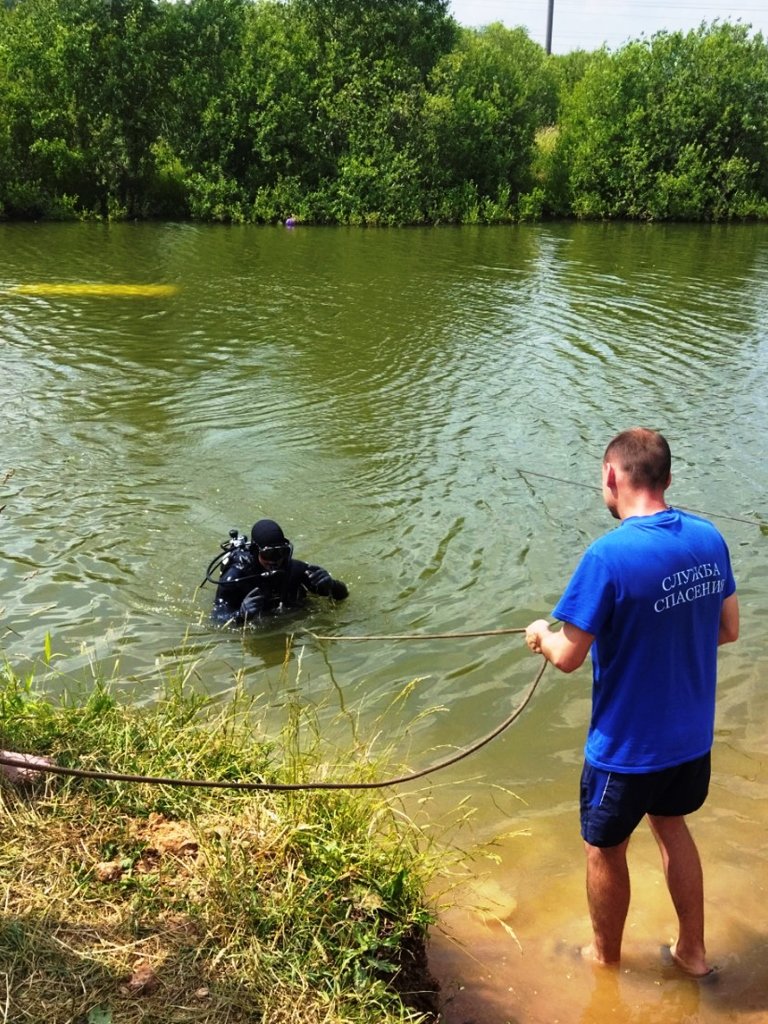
top-left (212, 546), bottom-right (348, 625)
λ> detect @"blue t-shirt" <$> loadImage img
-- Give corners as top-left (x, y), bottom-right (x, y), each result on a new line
top-left (553, 508), bottom-right (736, 773)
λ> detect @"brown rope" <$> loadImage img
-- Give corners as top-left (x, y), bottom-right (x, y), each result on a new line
top-left (0, 659), bottom-right (548, 792)
top-left (307, 626), bottom-right (527, 642)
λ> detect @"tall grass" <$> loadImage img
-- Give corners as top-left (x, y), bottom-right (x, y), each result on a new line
top-left (0, 653), bottom-right (440, 1024)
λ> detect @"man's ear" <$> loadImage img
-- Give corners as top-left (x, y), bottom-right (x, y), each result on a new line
top-left (603, 462), bottom-right (617, 489)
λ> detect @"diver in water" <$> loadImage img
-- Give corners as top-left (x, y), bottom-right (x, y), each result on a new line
top-left (208, 518), bottom-right (349, 626)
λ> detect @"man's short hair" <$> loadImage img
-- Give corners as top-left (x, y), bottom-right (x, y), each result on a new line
top-left (603, 428), bottom-right (671, 490)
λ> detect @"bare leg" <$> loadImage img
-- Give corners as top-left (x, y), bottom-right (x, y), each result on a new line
top-left (647, 814), bottom-right (710, 976)
top-left (583, 837), bottom-right (631, 965)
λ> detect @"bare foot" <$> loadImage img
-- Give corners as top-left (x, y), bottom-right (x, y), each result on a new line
top-left (663, 942), bottom-right (718, 980)
top-left (580, 943), bottom-right (619, 967)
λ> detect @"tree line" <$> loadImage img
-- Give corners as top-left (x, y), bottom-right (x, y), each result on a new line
top-left (1, 0), bottom-right (767, 223)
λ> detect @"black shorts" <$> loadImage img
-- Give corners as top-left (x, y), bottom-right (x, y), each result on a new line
top-left (580, 753), bottom-right (711, 848)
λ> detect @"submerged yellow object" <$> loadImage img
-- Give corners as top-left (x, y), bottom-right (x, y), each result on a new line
top-left (11, 283), bottom-right (179, 298)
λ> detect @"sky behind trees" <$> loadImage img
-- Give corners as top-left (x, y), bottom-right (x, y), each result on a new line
top-left (449, 0), bottom-right (768, 52)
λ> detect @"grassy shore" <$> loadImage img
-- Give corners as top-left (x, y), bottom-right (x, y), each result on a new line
top-left (0, 657), bottom-right (441, 1024)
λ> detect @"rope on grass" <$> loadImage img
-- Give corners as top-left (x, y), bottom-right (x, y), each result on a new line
top-left (0, 659), bottom-right (548, 793)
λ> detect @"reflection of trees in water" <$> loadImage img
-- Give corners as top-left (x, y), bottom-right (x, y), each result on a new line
top-left (560, 222), bottom-right (765, 354)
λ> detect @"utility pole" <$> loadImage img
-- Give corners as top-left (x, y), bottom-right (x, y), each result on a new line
top-left (545, 0), bottom-right (554, 54)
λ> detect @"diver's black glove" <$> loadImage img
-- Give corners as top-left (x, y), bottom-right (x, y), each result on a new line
top-left (306, 567), bottom-right (333, 596)
top-left (240, 591), bottom-right (266, 621)
top-left (306, 568), bottom-right (349, 600)
top-left (329, 578), bottom-right (349, 600)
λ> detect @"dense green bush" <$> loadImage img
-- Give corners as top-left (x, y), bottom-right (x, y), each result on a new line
top-left (421, 24), bottom-right (557, 221)
top-left (0, 2), bottom-right (766, 223)
top-left (553, 23), bottom-right (768, 220)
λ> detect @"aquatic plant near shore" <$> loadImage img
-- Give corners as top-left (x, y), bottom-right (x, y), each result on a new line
top-left (0, 659), bottom-right (440, 1023)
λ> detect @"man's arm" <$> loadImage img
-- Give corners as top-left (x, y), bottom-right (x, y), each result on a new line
top-left (211, 593), bottom-right (242, 625)
top-left (718, 593), bottom-right (739, 646)
top-left (525, 619), bottom-right (594, 673)
top-left (211, 562), bottom-right (254, 625)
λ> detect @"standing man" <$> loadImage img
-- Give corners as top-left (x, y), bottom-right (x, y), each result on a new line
top-left (526, 428), bottom-right (738, 976)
